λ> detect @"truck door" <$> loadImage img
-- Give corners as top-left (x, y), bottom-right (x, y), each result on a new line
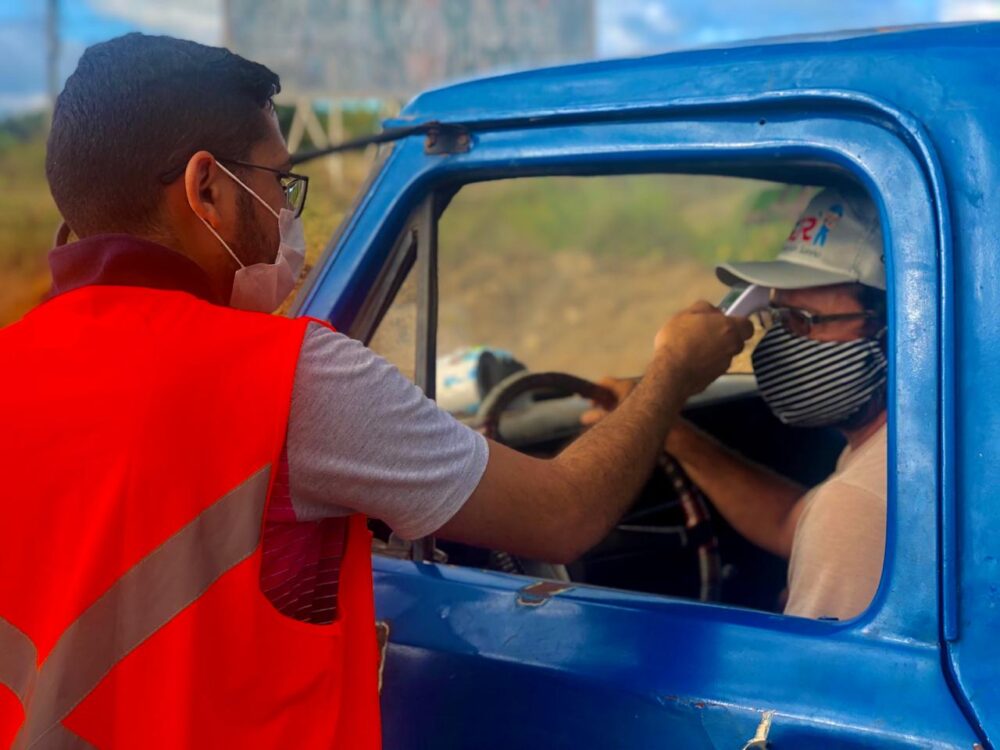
top-left (294, 103), bottom-right (978, 749)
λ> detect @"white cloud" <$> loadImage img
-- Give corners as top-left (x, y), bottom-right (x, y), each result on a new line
top-left (600, 23), bottom-right (646, 57)
top-left (639, 2), bottom-right (680, 37)
top-left (598, 0), bottom-right (682, 56)
top-left (0, 92), bottom-right (47, 117)
top-left (939, 0), bottom-right (1000, 21)
top-left (88, 0), bottom-right (222, 43)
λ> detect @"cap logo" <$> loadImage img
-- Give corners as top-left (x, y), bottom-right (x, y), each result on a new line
top-left (720, 188), bottom-right (884, 291)
top-left (786, 203), bottom-right (844, 252)
top-left (814, 203), bottom-right (844, 247)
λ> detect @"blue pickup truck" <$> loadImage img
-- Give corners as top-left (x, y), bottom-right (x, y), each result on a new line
top-left (291, 22), bottom-right (1000, 750)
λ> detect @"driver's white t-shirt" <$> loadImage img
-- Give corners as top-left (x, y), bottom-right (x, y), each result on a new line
top-left (784, 424), bottom-right (887, 621)
top-left (286, 323), bottom-right (489, 537)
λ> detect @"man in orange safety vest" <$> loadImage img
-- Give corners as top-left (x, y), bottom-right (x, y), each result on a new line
top-left (0, 33), bottom-right (750, 748)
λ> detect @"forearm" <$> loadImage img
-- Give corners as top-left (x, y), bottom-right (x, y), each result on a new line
top-left (669, 422), bottom-right (806, 558)
top-left (438, 301), bottom-right (753, 563)
top-left (438, 352), bottom-right (695, 564)
top-left (549, 353), bottom-right (692, 555)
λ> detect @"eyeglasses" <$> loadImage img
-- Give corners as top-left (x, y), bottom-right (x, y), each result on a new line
top-left (757, 305), bottom-right (879, 337)
top-left (158, 158), bottom-right (310, 218)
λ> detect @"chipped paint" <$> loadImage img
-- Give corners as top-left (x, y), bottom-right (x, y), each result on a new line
top-left (516, 580), bottom-right (573, 607)
top-left (375, 620), bottom-right (390, 694)
top-left (742, 710), bottom-right (775, 750)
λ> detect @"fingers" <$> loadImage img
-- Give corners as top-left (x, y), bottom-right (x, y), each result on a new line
top-left (656, 302), bottom-right (759, 387)
top-left (731, 314), bottom-right (754, 341)
top-left (580, 407), bottom-right (608, 426)
top-left (594, 375), bottom-right (637, 404)
top-left (723, 317), bottom-right (753, 355)
top-left (687, 299), bottom-right (717, 314)
top-left (686, 302), bottom-right (753, 354)
top-left (686, 303), bottom-right (753, 351)
top-left (582, 376), bottom-right (637, 427)
top-left (726, 316), bottom-right (755, 358)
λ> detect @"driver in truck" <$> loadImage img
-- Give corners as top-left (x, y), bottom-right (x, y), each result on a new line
top-left (588, 186), bottom-right (889, 621)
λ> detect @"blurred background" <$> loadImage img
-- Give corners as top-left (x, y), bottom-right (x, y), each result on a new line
top-left (2, 0), bottom-right (999, 359)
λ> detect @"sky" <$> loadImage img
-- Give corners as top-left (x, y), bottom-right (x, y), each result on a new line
top-left (2, 0), bottom-right (999, 116)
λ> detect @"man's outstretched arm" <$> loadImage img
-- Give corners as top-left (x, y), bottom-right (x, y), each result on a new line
top-left (438, 302), bottom-right (753, 564)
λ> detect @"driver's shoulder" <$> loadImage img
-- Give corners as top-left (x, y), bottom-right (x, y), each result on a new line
top-left (796, 470), bottom-right (886, 560)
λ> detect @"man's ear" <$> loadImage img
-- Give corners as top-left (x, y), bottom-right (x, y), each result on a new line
top-left (53, 221), bottom-right (74, 247)
top-left (183, 151), bottom-right (225, 229)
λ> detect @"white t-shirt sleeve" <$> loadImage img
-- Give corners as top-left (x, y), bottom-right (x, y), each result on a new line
top-left (286, 322), bottom-right (489, 539)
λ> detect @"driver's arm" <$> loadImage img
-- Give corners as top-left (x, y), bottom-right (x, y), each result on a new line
top-left (437, 302), bottom-right (753, 564)
top-left (665, 420), bottom-right (807, 558)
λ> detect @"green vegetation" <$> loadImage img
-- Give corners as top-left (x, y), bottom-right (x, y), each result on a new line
top-left (427, 174), bottom-right (808, 378)
top-left (274, 103), bottom-right (384, 152)
top-left (440, 174), bottom-right (807, 267)
top-left (0, 115), bottom-right (61, 322)
top-left (0, 114), bottom-right (58, 271)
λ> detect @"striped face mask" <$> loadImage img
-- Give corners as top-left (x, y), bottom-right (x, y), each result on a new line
top-left (751, 324), bottom-right (888, 428)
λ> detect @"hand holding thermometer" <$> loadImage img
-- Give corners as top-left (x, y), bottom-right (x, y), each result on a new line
top-left (718, 283), bottom-right (770, 317)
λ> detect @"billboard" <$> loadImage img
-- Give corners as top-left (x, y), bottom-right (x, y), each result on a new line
top-left (227, 0), bottom-right (595, 99)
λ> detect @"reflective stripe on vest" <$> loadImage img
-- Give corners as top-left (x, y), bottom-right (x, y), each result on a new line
top-left (0, 466), bottom-right (271, 749)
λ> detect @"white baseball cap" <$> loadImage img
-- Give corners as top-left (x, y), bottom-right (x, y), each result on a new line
top-left (716, 186), bottom-right (886, 291)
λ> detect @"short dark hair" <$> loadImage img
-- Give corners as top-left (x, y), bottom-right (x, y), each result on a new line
top-left (46, 33), bottom-right (280, 236)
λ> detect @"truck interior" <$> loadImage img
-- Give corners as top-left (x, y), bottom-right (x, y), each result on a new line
top-left (365, 171), bottom-right (881, 616)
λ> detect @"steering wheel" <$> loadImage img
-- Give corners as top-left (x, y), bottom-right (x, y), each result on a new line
top-left (476, 371), bottom-right (721, 602)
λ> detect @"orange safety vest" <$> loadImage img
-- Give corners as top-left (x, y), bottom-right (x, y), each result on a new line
top-left (0, 283), bottom-right (381, 748)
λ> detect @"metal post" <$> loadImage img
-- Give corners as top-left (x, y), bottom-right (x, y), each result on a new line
top-left (221, 0), bottom-right (233, 49)
top-left (45, 0), bottom-right (60, 128)
top-left (326, 100), bottom-right (344, 185)
top-left (411, 193), bottom-right (439, 562)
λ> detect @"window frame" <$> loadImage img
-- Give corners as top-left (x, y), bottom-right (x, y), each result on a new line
top-left (299, 110), bottom-right (946, 646)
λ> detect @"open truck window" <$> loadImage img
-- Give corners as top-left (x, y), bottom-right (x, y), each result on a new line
top-left (367, 173), bottom-right (887, 619)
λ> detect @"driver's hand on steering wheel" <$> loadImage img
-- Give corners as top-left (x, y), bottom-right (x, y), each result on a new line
top-left (580, 376), bottom-right (637, 426)
top-left (581, 379), bottom-right (702, 457)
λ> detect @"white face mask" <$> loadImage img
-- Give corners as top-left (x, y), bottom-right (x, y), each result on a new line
top-left (197, 162), bottom-right (306, 313)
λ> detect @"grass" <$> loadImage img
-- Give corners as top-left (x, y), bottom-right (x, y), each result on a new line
top-left (0, 128), bottom-right (62, 323)
top-left (0, 115), bottom-right (61, 269)
top-left (430, 176), bottom-right (807, 377)
top-left (439, 174), bottom-right (807, 267)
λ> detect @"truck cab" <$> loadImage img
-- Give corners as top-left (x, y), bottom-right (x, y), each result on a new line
top-left (293, 23), bottom-right (1000, 749)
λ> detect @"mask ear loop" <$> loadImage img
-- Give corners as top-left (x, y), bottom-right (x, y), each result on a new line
top-left (197, 213), bottom-right (245, 269)
top-left (215, 162), bottom-right (280, 220)
top-left (198, 160), bottom-right (283, 269)
top-left (195, 159), bottom-right (276, 269)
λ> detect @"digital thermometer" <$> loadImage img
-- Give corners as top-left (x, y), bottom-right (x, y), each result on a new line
top-left (718, 283), bottom-right (770, 317)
